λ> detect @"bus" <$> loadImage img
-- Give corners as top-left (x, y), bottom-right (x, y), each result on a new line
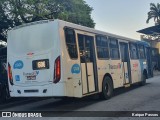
top-left (0, 47), bottom-right (10, 102)
top-left (7, 20), bottom-right (151, 99)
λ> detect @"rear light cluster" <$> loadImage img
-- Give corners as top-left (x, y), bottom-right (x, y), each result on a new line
top-left (8, 63), bottom-right (14, 85)
top-left (53, 56), bottom-right (61, 83)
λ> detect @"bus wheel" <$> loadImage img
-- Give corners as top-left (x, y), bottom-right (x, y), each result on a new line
top-left (140, 74), bottom-right (146, 86)
top-left (100, 76), bottom-right (113, 100)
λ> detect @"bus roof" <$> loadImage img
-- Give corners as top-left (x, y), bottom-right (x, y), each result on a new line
top-left (136, 41), bottom-right (150, 47)
top-left (10, 19), bottom-right (141, 43)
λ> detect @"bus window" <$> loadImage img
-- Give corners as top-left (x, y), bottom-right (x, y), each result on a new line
top-left (129, 43), bottom-right (138, 59)
top-left (152, 48), bottom-right (158, 58)
top-left (109, 37), bottom-right (120, 59)
top-left (151, 48), bottom-right (159, 70)
top-left (65, 28), bottom-right (78, 59)
top-left (138, 45), bottom-right (146, 59)
top-left (96, 35), bottom-right (109, 59)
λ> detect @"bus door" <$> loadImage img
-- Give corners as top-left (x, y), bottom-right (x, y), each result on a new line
top-left (77, 33), bottom-right (98, 95)
top-left (146, 47), bottom-right (153, 77)
top-left (119, 42), bottom-right (131, 85)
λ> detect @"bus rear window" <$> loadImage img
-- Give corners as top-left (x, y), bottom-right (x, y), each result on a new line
top-left (8, 23), bottom-right (53, 54)
top-left (64, 28), bottom-right (78, 59)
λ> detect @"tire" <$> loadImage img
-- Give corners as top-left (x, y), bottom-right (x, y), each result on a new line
top-left (100, 76), bottom-right (113, 100)
top-left (139, 74), bottom-right (146, 86)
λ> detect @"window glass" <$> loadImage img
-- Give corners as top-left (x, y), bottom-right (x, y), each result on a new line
top-left (9, 23), bottom-right (53, 54)
top-left (152, 48), bottom-right (158, 57)
top-left (110, 39), bottom-right (118, 48)
top-left (65, 28), bottom-right (78, 59)
top-left (151, 48), bottom-right (158, 61)
top-left (96, 35), bottom-right (109, 59)
top-left (109, 37), bottom-right (120, 59)
top-left (138, 45), bottom-right (145, 59)
top-left (130, 43), bottom-right (138, 59)
top-left (111, 49), bottom-right (119, 59)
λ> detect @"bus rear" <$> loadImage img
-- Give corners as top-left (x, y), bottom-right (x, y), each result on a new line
top-left (7, 20), bottom-right (64, 97)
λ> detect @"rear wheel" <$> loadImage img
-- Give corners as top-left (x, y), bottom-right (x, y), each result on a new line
top-left (100, 76), bottom-right (113, 100)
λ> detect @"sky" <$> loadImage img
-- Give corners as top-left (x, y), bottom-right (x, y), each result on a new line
top-left (85, 0), bottom-right (160, 40)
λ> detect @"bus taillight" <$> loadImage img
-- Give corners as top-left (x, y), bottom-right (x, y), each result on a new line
top-left (53, 56), bottom-right (61, 83)
top-left (8, 63), bottom-right (14, 85)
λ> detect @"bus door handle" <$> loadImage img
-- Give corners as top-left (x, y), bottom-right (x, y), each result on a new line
top-left (88, 75), bottom-right (92, 77)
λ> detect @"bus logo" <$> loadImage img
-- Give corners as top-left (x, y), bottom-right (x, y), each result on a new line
top-left (23, 71), bottom-right (39, 80)
top-left (71, 64), bottom-right (80, 74)
top-left (14, 60), bottom-right (24, 69)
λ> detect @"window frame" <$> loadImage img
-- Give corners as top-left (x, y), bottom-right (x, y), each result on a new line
top-left (95, 35), bottom-right (110, 60)
top-left (138, 44), bottom-right (146, 59)
top-left (129, 42), bottom-right (139, 60)
top-left (109, 37), bottom-right (120, 60)
top-left (64, 27), bottom-right (78, 60)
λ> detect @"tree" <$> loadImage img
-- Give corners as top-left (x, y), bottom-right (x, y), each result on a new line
top-left (0, 2), bottom-right (13, 41)
top-left (0, 0), bottom-right (95, 42)
top-left (146, 3), bottom-right (160, 25)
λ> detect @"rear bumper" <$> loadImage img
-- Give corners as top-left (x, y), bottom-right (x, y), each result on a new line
top-left (9, 83), bottom-right (65, 97)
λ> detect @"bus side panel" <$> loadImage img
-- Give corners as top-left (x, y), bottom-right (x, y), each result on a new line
top-left (131, 59), bottom-right (147, 83)
top-left (109, 60), bottom-right (124, 88)
top-left (96, 60), bottom-right (106, 93)
top-left (59, 23), bottom-right (82, 98)
top-left (97, 60), bottom-right (124, 92)
top-left (130, 60), bottom-right (141, 83)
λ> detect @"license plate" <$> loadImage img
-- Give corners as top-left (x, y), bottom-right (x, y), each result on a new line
top-left (32, 59), bottom-right (49, 70)
top-left (27, 76), bottom-right (36, 80)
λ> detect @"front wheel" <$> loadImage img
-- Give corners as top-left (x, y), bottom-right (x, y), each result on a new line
top-left (100, 76), bottom-right (113, 100)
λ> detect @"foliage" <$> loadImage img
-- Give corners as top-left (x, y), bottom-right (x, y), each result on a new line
top-left (146, 3), bottom-right (160, 25)
top-left (0, 0), bottom-right (95, 42)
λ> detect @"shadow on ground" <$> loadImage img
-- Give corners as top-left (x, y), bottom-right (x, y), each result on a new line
top-left (30, 83), bottom-right (150, 111)
top-left (0, 83), bottom-right (150, 112)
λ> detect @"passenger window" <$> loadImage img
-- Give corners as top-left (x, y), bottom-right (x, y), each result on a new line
top-left (64, 28), bottom-right (78, 59)
top-left (152, 48), bottom-right (158, 57)
top-left (138, 45), bottom-right (146, 59)
top-left (96, 35), bottom-right (109, 59)
top-left (109, 37), bottom-right (120, 59)
top-left (129, 43), bottom-right (138, 59)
